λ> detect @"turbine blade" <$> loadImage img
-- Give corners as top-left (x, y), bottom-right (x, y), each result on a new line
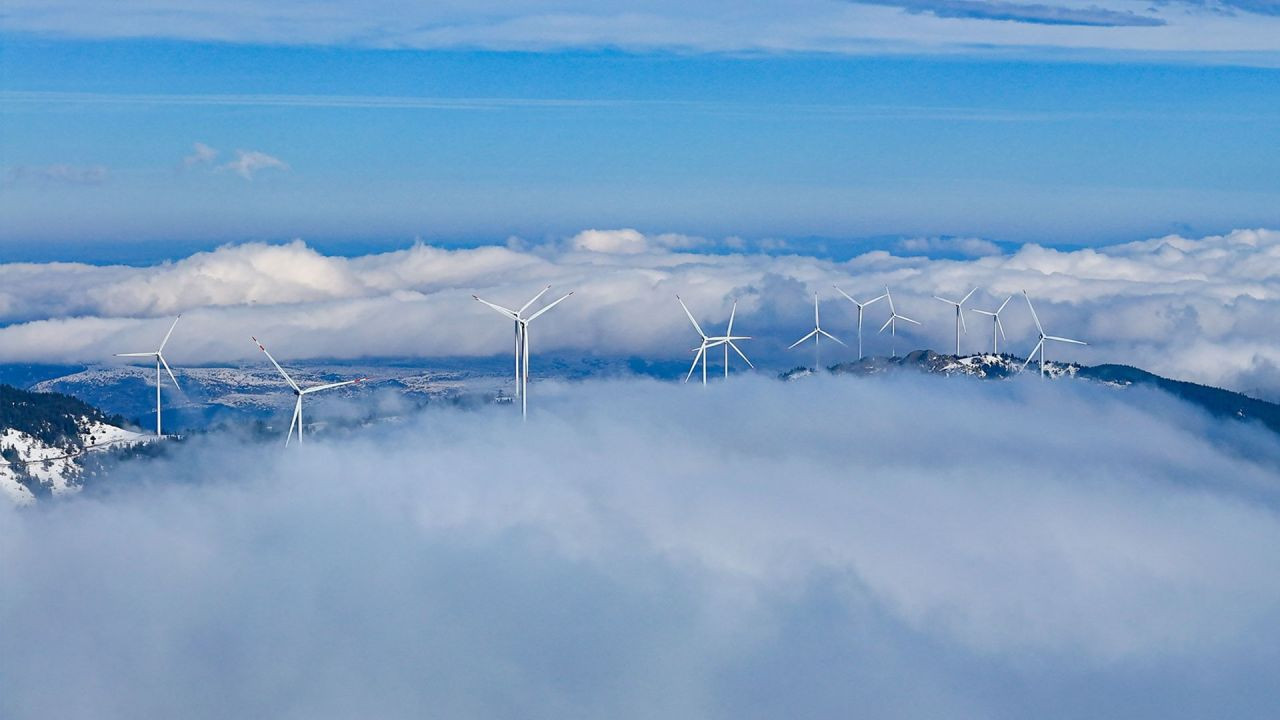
top-left (728, 340), bottom-right (754, 368)
top-left (833, 285), bottom-right (857, 305)
top-left (885, 287), bottom-right (895, 314)
top-left (958, 308), bottom-right (968, 334)
top-left (251, 336), bottom-right (300, 392)
top-left (960, 287), bottom-right (978, 305)
top-left (997, 295), bottom-right (1012, 314)
top-left (879, 316), bottom-right (893, 333)
top-left (1022, 339), bottom-right (1043, 369)
top-left (685, 345), bottom-right (704, 383)
top-left (1023, 291), bottom-right (1044, 335)
top-left (676, 295), bottom-right (708, 339)
top-left (726, 301), bottom-right (738, 337)
top-left (1045, 335), bottom-right (1087, 346)
top-left (899, 314), bottom-right (921, 326)
top-left (817, 328), bottom-right (847, 346)
top-left (158, 354), bottom-right (181, 391)
top-left (971, 310), bottom-right (995, 317)
top-left (527, 291), bottom-right (573, 322)
top-left (286, 399), bottom-right (300, 447)
top-left (301, 378), bottom-right (363, 394)
top-left (114, 352), bottom-right (156, 358)
top-left (158, 315), bottom-right (181, 352)
top-left (997, 318), bottom-right (1007, 341)
top-left (864, 293), bottom-right (887, 307)
top-left (813, 293), bottom-right (820, 327)
top-left (788, 329), bottom-right (818, 349)
top-left (473, 295), bottom-right (518, 319)
top-left (933, 296), bottom-right (956, 305)
top-left (517, 285), bottom-right (552, 315)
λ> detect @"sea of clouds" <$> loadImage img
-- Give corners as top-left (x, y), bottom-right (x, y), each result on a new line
top-left (2, 227), bottom-right (1279, 396)
top-left (2, 375), bottom-right (1279, 718)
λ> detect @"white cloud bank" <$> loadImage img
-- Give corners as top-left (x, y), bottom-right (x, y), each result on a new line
top-left (2, 376), bottom-right (1279, 718)
top-left (3, 227), bottom-right (1280, 395)
top-left (5, 0), bottom-right (1280, 58)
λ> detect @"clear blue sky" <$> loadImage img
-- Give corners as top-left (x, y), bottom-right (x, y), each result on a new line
top-left (3, 4), bottom-right (1280, 257)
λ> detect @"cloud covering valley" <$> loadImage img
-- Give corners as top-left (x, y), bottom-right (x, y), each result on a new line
top-left (3, 375), bottom-right (1280, 718)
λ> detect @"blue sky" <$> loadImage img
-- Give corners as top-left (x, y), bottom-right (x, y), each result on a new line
top-left (2, 1), bottom-right (1280, 258)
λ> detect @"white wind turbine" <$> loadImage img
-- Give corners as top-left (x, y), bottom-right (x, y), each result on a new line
top-left (933, 287), bottom-right (979, 356)
top-left (878, 287), bottom-right (920, 358)
top-left (677, 296), bottom-right (753, 384)
top-left (788, 292), bottom-right (845, 371)
top-left (1020, 291), bottom-right (1087, 377)
top-left (252, 337), bottom-right (364, 446)
top-left (833, 285), bottom-right (887, 360)
top-left (115, 315), bottom-right (182, 437)
top-left (473, 287), bottom-right (574, 418)
top-left (970, 295), bottom-right (1013, 355)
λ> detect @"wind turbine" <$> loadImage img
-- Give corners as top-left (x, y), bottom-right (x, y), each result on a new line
top-left (788, 292), bottom-right (845, 371)
top-left (115, 315), bottom-right (182, 437)
top-left (1020, 291), bottom-right (1087, 377)
top-left (878, 287), bottom-right (920, 358)
top-left (833, 286), bottom-right (886, 360)
top-left (252, 337), bottom-right (364, 446)
top-left (933, 287), bottom-right (978, 356)
top-left (970, 295), bottom-right (1013, 355)
top-left (473, 287), bottom-right (573, 418)
top-left (677, 296), bottom-right (753, 384)
top-left (474, 286), bottom-right (550, 402)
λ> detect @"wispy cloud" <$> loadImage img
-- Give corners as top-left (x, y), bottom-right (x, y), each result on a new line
top-left (849, 0), bottom-right (1165, 26)
top-left (180, 141), bottom-right (218, 169)
top-left (218, 149), bottom-right (288, 180)
top-left (2, 0), bottom-right (1280, 58)
top-left (6, 163), bottom-right (109, 185)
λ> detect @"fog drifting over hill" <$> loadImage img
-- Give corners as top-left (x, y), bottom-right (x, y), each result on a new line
top-left (3, 376), bottom-right (1279, 719)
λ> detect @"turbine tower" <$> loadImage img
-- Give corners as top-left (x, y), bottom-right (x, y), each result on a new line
top-left (970, 295), bottom-right (1013, 355)
top-left (933, 287), bottom-right (978, 356)
top-left (833, 285), bottom-right (886, 360)
top-left (474, 287), bottom-right (573, 418)
top-left (878, 287), bottom-right (920, 358)
top-left (788, 292), bottom-right (845, 371)
top-left (115, 315), bottom-right (182, 437)
top-left (677, 296), bottom-right (753, 384)
top-left (1020, 291), bottom-right (1087, 377)
top-left (252, 337), bottom-right (364, 446)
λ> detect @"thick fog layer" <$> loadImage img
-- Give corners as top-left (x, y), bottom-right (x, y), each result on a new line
top-left (3, 228), bottom-right (1280, 395)
top-left (3, 376), bottom-right (1279, 719)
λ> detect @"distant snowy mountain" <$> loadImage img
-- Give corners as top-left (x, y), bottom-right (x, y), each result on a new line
top-left (0, 384), bottom-right (150, 505)
top-left (28, 364), bottom-right (506, 432)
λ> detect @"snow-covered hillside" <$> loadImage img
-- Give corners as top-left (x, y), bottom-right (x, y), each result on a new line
top-left (1, 386), bottom-right (150, 505)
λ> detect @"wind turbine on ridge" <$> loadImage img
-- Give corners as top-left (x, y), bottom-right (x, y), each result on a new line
top-left (114, 315), bottom-right (182, 437)
top-left (474, 286), bottom-right (574, 418)
top-left (970, 295), bottom-right (1013, 355)
top-left (878, 287), bottom-right (920, 358)
top-left (252, 337), bottom-right (364, 446)
top-left (933, 287), bottom-right (979, 356)
top-left (677, 296), bottom-right (753, 384)
top-left (833, 285), bottom-right (886, 360)
top-left (1020, 291), bottom-right (1086, 377)
top-left (788, 292), bottom-right (845, 371)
